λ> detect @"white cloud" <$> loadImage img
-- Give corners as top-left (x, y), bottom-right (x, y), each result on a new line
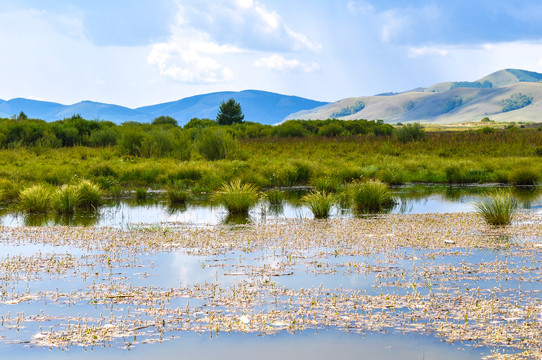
top-left (253, 54), bottom-right (319, 73)
top-left (148, 1), bottom-right (320, 83)
top-left (408, 46), bottom-right (450, 58)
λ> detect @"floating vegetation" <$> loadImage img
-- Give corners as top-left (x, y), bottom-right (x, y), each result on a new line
top-left (475, 190), bottom-right (518, 225)
top-left (212, 179), bottom-right (260, 214)
top-left (301, 191), bottom-right (335, 218)
top-left (0, 212), bottom-right (541, 359)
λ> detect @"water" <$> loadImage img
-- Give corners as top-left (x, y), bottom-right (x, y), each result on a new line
top-left (1, 185), bottom-right (540, 228)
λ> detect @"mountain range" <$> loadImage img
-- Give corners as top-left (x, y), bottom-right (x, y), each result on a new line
top-left (1, 69), bottom-right (542, 125)
top-left (0, 90), bottom-right (328, 126)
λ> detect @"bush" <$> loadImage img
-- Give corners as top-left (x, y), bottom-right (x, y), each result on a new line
top-left (212, 179), bottom-right (260, 214)
top-left (475, 191), bottom-right (518, 225)
top-left (508, 168), bottom-right (540, 186)
top-left (19, 184), bottom-right (52, 214)
top-left (502, 93), bottom-right (533, 113)
top-left (350, 180), bottom-right (395, 212)
top-left (396, 123), bottom-right (425, 143)
top-left (302, 191), bottom-right (335, 219)
top-left (52, 185), bottom-right (79, 215)
top-left (75, 180), bottom-right (103, 209)
top-left (196, 127), bottom-right (237, 160)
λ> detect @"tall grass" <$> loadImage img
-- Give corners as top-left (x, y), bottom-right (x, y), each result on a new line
top-left (52, 184), bottom-right (79, 215)
top-left (212, 179), bottom-right (260, 214)
top-left (475, 190), bottom-right (518, 226)
top-left (265, 189), bottom-right (284, 206)
top-left (19, 184), bottom-right (52, 214)
top-left (350, 180), bottom-right (395, 212)
top-left (75, 180), bottom-right (103, 209)
top-left (0, 179), bottom-right (20, 203)
top-left (508, 168), bottom-right (539, 186)
top-left (302, 191), bottom-right (335, 219)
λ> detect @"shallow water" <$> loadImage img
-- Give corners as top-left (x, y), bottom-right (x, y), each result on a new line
top-left (1, 185), bottom-right (540, 228)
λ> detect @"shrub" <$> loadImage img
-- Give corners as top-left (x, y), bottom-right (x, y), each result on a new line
top-left (0, 179), bottom-right (20, 203)
top-left (350, 180), bottom-right (395, 212)
top-left (475, 191), bottom-right (518, 226)
top-left (196, 127), bottom-right (237, 160)
top-left (75, 180), bottom-right (103, 209)
top-left (19, 184), bottom-right (52, 213)
top-left (302, 191), bottom-right (335, 219)
top-left (396, 123), bottom-right (425, 143)
top-left (52, 185), bottom-right (79, 215)
top-left (502, 93), bottom-right (533, 113)
top-left (212, 179), bottom-right (260, 214)
top-left (508, 168), bottom-right (540, 186)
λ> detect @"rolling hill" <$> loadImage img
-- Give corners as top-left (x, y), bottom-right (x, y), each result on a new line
top-left (285, 69), bottom-right (542, 124)
top-left (0, 90), bottom-right (328, 126)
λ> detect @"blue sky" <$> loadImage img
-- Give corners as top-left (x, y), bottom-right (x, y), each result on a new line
top-left (1, 0), bottom-right (542, 107)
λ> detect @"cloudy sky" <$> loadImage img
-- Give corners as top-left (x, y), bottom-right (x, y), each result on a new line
top-left (1, 0), bottom-right (542, 107)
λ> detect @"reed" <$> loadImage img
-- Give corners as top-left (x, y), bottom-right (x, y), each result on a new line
top-left (302, 191), bottom-right (335, 219)
top-left (475, 190), bottom-right (518, 225)
top-left (212, 179), bottom-right (260, 214)
top-left (350, 180), bottom-right (395, 212)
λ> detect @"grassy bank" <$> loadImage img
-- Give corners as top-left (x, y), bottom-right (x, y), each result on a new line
top-left (0, 128), bottom-right (541, 197)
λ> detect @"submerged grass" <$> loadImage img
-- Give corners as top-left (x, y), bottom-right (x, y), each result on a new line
top-left (302, 191), bottom-right (335, 219)
top-left (475, 190), bottom-right (518, 226)
top-left (350, 180), bottom-right (395, 212)
top-left (212, 179), bottom-right (260, 214)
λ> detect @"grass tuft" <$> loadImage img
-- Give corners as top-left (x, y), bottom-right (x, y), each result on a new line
top-left (350, 180), bottom-right (395, 212)
top-left (19, 184), bottom-right (52, 214)
top-left (52, 185), bottom-right (79, 215)
top-left (75, 180), bottom-right (103, 209)
top-left (302, 191), bottom-right (335, 219)
top-left (475, 190), bottom-right (518, 226)
top-left (212, 179), bottom-right (260, 214)
top-left (265, 189), bottom-right (284, 206)
top-left (0, 179), bottom-right (20, 203)
top-left (508, 168), bottom-right (539, 186)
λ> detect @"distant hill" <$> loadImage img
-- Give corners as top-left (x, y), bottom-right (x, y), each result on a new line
top-left (0, 90), bottom-right (328, 126)
top-left (285, 69), bottom-right (542, 124)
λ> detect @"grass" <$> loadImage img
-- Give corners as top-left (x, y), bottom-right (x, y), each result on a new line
top-left (508, 167), bottom-right (540, 186)
top-left (350, 180), bottom-right (395, 212)
top-left (19, 184), bottom-right (52, 214)
top-left (212, 179), bottom-right (260, 214)
top-left (265, 189), bottom-right (284, 206)
top-left (0, 179), bottom-right (20, 203)
top-left (302, 191), bottom-right (335, 219)
top-left (75, 180), bottom-right (103, 209)
top-left (135, 188), bottom-right (148, 200)
top-left (167, 188), bottom-right (190, 205)
top-left (475, 190), bottom-right (518, 226)
top-left (52, 185), bottom-right (79, 215)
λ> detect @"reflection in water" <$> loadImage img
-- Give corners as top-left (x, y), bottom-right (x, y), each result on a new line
top-left (223, 213), bottom-right (251, 225)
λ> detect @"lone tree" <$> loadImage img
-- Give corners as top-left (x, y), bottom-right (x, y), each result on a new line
top-left (216, 98), bottom-right (244, 125)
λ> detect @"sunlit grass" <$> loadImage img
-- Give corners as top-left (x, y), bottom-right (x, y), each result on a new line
top-left (350, 180), bottom-right (395, 212)
top-left (302, 191), bottom-right (335, 219)
top-left (212, 179), bottom-right (260, 214)
top-left (475, 190), bottom-right (518, 226)
top-left (19, 184), bottom-right (52, 214)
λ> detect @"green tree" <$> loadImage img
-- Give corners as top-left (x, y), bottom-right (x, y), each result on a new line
top-left (152, 115), bottom-right (178, 126)
top-left (216, 98), bottom-right (244, 125)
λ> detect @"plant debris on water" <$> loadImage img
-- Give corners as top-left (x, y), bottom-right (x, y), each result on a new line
top-left (0, 212), bottom-right (541, 359)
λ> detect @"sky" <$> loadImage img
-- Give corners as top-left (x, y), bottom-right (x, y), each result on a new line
top-left (1, 0), bottom-right (542, 108)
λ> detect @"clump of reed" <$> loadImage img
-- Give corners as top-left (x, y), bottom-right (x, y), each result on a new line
top-left (475, 190), bottom-right (518, 226)
top-left (52, 184), bottom-right (79, 215)
top-left (302, 191), bottom-right (335, 219)
top-left (350, 180), bottom-right (395, 212)
top-left (74, 180), bottom-right (103, 209)
top-left (212, 179), bottom-right (260, 214)
top-left (19, 184), bottom-right (52, 214)
top-left (265, 189), bottom-right (285, 206)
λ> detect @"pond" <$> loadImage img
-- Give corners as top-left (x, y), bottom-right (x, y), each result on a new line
top-left (0, 186), bottom-right (541, 359)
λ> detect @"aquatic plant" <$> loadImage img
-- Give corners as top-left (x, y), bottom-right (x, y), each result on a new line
top-left (75, 180), bottom-right (103, 209)
top-left (18, 184), bottom-right (52, 214)
top-left (135, 188), bottom-right (148, 200)
top-left (212, 179), bottom-right (260, 214)
top-left (167, 188), bottom-right (190, 205)
top-left (302, 191), bottom-right (335, 219)
top-left (350, 180), bottom-right (395, 212)
top-left (265, 189), bottom-right (284, 206)
top-left (52, 184), bottom-right (79, 215)
top-left (475, 190), bottom-right (518, 226)
top-left (508, 167), bottom-right (539, 186)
